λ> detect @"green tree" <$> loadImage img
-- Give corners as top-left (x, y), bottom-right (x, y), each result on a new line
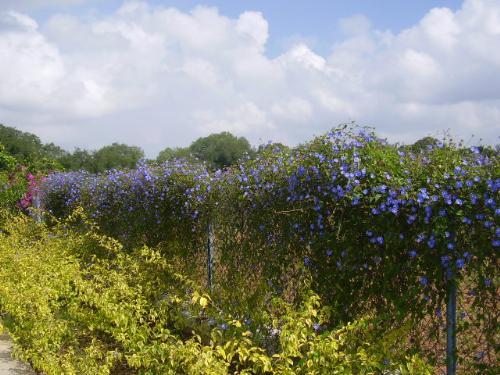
top-left (189, 132), bottom-right (253, 170)
top-left (410, 136), bottom-right (439, 153)
top-left (0, 124), bottom-right (44, 161)
top-left (58, 148), bottom-right (94, 171)
top-left (92, 143), bottom-right (144, 172)
top-left (156, 147), bottom-right (194, 163)
top-left (41, 142), bottom-right (69, 160)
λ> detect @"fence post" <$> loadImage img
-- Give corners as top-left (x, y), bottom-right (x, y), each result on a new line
top-left (446, 269), bottom-right (457, 375)
top-left (33, 190), bottom-right (42, 224)
top-left (207, 221), bottom-right (214, 291)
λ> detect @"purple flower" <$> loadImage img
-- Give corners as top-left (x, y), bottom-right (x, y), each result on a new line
top-left (441, 256), bottom-right (450, 267)
top-left (427, 236), bottom-right (436, 249)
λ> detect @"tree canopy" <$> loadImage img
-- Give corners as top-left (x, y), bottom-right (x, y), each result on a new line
top-left (0, 124), bottom-right (46, 161)
top-left (157, 147), bottom-right (194, 163)
top-left (189, 132), bottom-right (253, 170)
top-left (156, 132), bottom-right (253, 169)
top-left (92, 143), bottom-right (144, 172)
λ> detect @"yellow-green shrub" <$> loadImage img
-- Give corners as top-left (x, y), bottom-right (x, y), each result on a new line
top-left (0, 210), bottom-right (433, 374)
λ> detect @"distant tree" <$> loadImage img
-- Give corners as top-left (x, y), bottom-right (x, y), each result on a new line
top-left (58, 148), bottom-right (95, 171)
top-left (92, 143), bottom-right (144, 172)
top-left (156, 147), bottom-right (194, 163)
top-left (41, 142), bottom-right (69, 160)
top-left (411, 136), bottom-right (439, 153)
top-left (0, 124), bottom-right (44, 161)
top-left (189, 132), bottom-right (253, 170)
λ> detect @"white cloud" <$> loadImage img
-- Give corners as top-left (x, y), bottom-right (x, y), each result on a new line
top-left (0, 0), bottom-right (92, 11)
top-left (0, 0), bottom-right (499, 157)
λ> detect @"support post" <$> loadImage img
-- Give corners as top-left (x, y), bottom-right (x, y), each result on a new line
top-left (446, 269), bottom-right (457, 375)
top-left (33, 190), bottom-right (42, 224)
top-left (207, 222), bottom-right (214, 291)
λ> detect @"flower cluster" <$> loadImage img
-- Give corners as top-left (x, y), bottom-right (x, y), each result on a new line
top-left (17, 172), bottom-right (44, 213)
top-left (214, 127), bottom-right (498, 326)
top-left (42, 126), bottom-right (498, 330)
top-left (42, 160), bottom-right (212, 248)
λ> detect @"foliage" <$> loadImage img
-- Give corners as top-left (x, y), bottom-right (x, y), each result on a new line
top-left (0, 123), bottom-right (146, 173)
top-left (0, 211), bottom-right (432, 374)
top-left (41, 160), bottom-right (211, 251)
top-left (0, 124), bottom-right (47, 161)
top-left (0, 145), bottom-right (28, 210)
top-left (189, 132), bottom-right (253, 170)
top-left (56, 148), bottom-right (93, 171)
top-left (409, 136), bottom-right (439, 153)
top-left (157, 147), bottom-right (196, 164)
top-left (41, 125), bottom-right (500, 372)
top-left (0, 144), bottom-right (17, 171)
top-left (92, 143), bottom-right (145, 172)
top-left (0, 142), bottom-right (59, 212)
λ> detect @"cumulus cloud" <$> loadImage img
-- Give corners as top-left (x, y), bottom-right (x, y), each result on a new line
top-left (0, 0), bottom-right (499, 156)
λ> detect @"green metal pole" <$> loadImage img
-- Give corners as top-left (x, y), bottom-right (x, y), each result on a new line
top-left (446, 269), bottom-right (457, 375)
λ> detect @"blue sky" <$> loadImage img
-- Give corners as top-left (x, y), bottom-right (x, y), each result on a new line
top-left (18, 0), bottom-right (466, 56)
top-left (0, 0), bottom-right (498, 156)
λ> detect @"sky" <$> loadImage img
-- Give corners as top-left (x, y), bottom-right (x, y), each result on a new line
top-left (0, 0), bottom-right (499, 157)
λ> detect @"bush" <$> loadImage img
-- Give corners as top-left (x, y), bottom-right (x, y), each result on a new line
top-left (40, 126), bottom-right (499, 372)
top-left (0, 210), bottom-right (433, 374)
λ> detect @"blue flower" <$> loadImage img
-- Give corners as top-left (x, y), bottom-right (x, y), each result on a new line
top-left (427, 236), bottom-right (436, 249)
top-left (419, 276), bottom-right (428, 285)
top-left (441, 256), bottom-right (450, 267)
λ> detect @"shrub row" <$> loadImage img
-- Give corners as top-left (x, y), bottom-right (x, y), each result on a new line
top-left (0, 210), bottom-right (432, 374)
top-left (40, 126), bottom-right (499, 371)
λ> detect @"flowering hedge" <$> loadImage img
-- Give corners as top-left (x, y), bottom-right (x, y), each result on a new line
top-left (41, 126), bottom-right (499, 372)
top-left (42, 160), bottom-right (213, 271)
top-left (0, 211), bottom-right (433, 374)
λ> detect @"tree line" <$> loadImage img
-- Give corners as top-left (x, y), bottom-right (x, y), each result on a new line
top-left (0, 123), bottom-right (494, 173)
top-left (0, 124), bottom-right (256, 172)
